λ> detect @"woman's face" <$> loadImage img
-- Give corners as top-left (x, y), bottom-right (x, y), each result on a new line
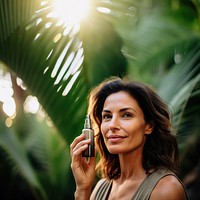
top-left (101, 91), bottom-right (153, 155)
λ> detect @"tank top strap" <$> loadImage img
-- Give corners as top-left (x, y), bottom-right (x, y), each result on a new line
top-left (132, 168), bottom-right (189, 200)
top-left (94, 179), bottom-right (112, 200)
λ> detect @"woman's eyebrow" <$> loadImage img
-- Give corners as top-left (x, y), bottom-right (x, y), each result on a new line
top-left (102, 110), bottom-right (111, 113)
top-left (102, 108), bottom-right (137, 113)
top-left (120, 107), bottom-right (137, 113)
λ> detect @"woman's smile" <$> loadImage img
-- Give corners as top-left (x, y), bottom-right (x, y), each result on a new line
top-left (107, 134), bottom-right (128, 143)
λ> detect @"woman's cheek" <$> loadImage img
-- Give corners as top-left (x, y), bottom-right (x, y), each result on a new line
top-left (101, 123), bottom-right (108, 135)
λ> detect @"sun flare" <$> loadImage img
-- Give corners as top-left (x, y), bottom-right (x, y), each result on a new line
top-left (53, 0), bottom-right (90, 26)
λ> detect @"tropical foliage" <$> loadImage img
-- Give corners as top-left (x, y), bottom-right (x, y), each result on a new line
top-left (0, 0), bottom-right (200, 199)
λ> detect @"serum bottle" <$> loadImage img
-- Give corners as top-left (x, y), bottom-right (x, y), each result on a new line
top-left (82, 115), bottom-right (95, 157)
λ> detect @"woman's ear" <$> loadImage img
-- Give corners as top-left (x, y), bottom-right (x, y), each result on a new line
top-left (145, 121), bottom-right (154, 135)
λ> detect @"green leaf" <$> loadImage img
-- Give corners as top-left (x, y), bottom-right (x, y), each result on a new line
top-left (0, 0), bottom-right (127, 144)
top-left (0, 118), bottom-right (47, 199)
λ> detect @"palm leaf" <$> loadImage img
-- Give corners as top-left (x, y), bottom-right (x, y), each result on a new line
top-left (159, 44), bottom-right (200, 101)
top-left (128, 3), bottom-right (199, 72)
top-left (0, 0), bottom-right (40, 42)
top-left (165, 73), bottom-right (200, 149)
top-left (0, 118), bottom-right (47, 199)
top-left (23, 115), bottom-right (70, 199)
top-left (0, 0), bottom-right (127, 144)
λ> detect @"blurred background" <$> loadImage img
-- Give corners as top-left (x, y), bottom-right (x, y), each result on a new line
top-left (0, 0), bottom-right (200, 199)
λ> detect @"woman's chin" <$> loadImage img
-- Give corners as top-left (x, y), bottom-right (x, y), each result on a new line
top-left (107, 147), bottom-right (124, 154)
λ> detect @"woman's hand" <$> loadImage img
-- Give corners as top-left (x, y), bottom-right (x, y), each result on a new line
top-left (70, 134), bottom-right (96, 199)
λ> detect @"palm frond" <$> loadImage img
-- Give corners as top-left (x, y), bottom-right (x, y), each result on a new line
top-left (23, 115), bottom-right (70, 199)
top-left (159, 44), bottom-right (200, 101)
top-left (158, 45), bottom-right (200, 149)
top-left (0, 118), bottom-right (47, 199)
top-left (0, 0), bottom-right (127, 143)
top-left (126, 2), bottom-right (200, 71)
top-left (0, 0), bottom-right (41, 42)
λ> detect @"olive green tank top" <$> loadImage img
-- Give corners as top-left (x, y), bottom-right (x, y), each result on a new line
top-left (94, 169), bottom-right (189, 200)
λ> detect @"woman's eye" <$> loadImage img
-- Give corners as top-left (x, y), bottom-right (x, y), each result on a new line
top-left (122, 113), bottom-right (133, 118)
top-left (102, 114), bottom-right (112, 120)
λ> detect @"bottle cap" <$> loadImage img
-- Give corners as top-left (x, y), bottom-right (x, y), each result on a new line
top-left (84, 115), bottom-right (91, 129)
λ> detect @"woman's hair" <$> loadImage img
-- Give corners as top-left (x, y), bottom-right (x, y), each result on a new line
top-left (88, 77), bottom-right (179, 179)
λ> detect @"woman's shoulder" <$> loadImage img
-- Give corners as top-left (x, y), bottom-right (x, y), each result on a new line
top-left (150, 174), bottom-right (188, 200)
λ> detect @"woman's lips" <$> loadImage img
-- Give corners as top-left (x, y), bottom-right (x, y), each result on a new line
top-left (107, 135), bottom-right (127, 142)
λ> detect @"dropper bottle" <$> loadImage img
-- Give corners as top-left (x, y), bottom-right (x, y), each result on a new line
top-left (82, 115), bottom-right (95, 157)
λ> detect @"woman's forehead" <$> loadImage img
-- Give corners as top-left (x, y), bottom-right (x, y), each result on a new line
top-left (103, 91), bottom-right (141, 112)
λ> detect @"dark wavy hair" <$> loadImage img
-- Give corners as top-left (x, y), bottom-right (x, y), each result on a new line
top-left (88, 77), bottom-right (179, 179)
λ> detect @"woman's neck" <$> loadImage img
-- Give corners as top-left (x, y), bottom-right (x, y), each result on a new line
top-left (118, 149), bottom-right (146, 182)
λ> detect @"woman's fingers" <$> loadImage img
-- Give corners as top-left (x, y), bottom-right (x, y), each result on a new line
top-left (70, 134), bottom-right (85, 150)
top-left (72, 140), bottom-right (91, 157)
top-left (70, 134), bottom-right (84, 157)
top-left (70, 134), bottom-right (91, 157)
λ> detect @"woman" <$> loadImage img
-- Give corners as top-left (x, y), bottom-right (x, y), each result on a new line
top-left (70, 77), bottom-right (188, 200)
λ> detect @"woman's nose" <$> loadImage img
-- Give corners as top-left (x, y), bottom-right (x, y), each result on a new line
top-left (109, 117), bottom-right (120, 130)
